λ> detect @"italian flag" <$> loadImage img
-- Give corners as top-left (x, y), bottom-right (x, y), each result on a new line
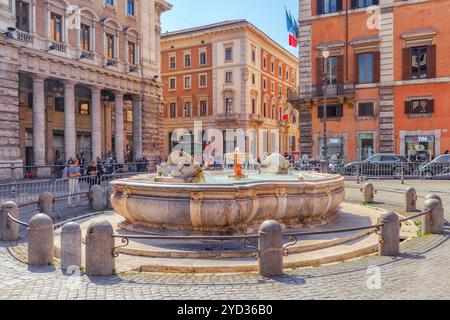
top-left (282, 104), bottom-right (290, 121)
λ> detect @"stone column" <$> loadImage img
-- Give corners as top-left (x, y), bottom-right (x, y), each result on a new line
top-left (91, 87), bottom-right (102, 160)
top-left (132, 95), bottom-right (143, 161)
top-left (104, 102), bottom-right (113, 156)
top-left (63, 81), bottom-right (77, 161)
top-left (32, 75), bottom-right (49, 177)
top-left (114, 92), bottom-right (125, 164)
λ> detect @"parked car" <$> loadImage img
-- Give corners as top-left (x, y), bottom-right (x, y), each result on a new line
top-left (343, 154), bottom-right (414, 178)
top-left (419, 155), bottom-right (450, 179)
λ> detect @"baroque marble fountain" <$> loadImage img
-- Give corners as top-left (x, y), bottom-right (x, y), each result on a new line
top-left (110, 151), bottom-right (345, 234)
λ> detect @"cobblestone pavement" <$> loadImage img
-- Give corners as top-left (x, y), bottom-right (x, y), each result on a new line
top-left (0, 180), bottom-right (449, 300)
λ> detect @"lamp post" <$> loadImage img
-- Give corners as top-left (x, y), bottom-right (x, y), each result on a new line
top-left (320, 44), bottom-right (330, 173)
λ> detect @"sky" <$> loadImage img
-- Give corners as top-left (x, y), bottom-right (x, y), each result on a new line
top-left (160, 0), bottom-right (299, 56)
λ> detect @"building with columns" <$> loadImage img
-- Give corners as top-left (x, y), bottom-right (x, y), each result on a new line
top-left (0, 0), bottom-right (171, 179)
top-left (292, 0), bottom-right (450, 162)
top-left (161, 20), bottom-right (300, 161)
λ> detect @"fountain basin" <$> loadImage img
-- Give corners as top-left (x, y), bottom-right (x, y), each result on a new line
top-left (110, 172), bottom-right (345, 234)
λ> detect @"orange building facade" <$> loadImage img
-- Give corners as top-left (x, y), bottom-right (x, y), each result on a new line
top-left (292, 0), bottom-right (450, 162)
top-left (161, 20), bottom-right (300, 161)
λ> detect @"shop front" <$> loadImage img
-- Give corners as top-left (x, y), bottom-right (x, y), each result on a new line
top-left (357, 132), bottom-right (375, 161)
top-left (405, 135), bottom-right (435, 162)
top-left (319, 137), bottom-right (345, 160)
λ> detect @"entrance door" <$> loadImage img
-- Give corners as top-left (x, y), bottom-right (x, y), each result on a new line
top-left (358, 133), bottom-right (375, 161)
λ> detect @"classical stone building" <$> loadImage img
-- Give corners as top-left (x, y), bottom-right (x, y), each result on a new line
top-left (161, 20), bottom-right (300, 162)
top-left (292, 0), bottom-right (450, 161)
top-left (0, 0), bottom-right (171, 179)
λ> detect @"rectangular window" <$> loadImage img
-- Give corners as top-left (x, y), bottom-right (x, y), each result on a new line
top-left (286, 69), bottom-right (289, 80)
top-left (55, 97), bottom-right (64, 112)
top-left (200, 100), bottom-right (207, 116)
top-left (351, 0), bottom-right (379, 9)
top-left (127, 0), bottom-right (135, 16)
top-left (263, 78), bottom-right (267, 90)
top-left (106, 33), bottom-right (115, 58)
top-left (127, 109), bottom-right (133, 122)
top-left (252, 49), bottom-right (256, 63)
top-left (271, 105), bottom-right (275, 119)
top-left (199, 74), bottom-right (207, 87)
top-left (271, 60), bottom-right (275, 74)
top-left (225, 47), bottom-right (233, 61)
top-left (106, 0), bottom-right (114, 6)
top-left (169, 103), bottom-right (176, 118)
top-left (406, 99), bottom-right (434, 114)
top-left (252, 99), bottom-right (256, 114)
top-left (318, 104), bottom-right (343, 118)
top-left (323, 56), bottom-right (338, 84)
top-left (199, 52), bottom-right (207, 65)
top-left (184, 54), bottom-right (191, 67)
top-left (358, 53), bottom-right (374, 83)
top-left (127, 41), bottom-right (136, 65)
top-left (50, 13), bottom-right (63, 43)
top-left (15, 0), bottom-right (29, 32)
top-left (263, 56), bottom-right (267, 69)
top-left (263, 102), bottom-right (267, 117)
top-left (358, 102), bottom-right (375, 117)
top-left (271, 81), bottom-right (274, 93)
top-left (225, 98), bottom-right (233, 114)
top-left (278, 65), bottom-right (282, 77)
top-left (79, 101), bottom-right (90, 115)
top-left (252, 73), bottom-right (256, 85)
top-left (80, 24), bottom-right (90, 51)
top-left (317, 0), bottom-right (342, 14)
top-left (184, 102), bottom-right (191, 117)
top-left (411, 46), bottom-right (428, 80)
top-left (169, 77), bottom-right (176, 90)
top-left (184, 76), bottom-right (191, 89)
top-left (169, 56), bottom-right (176, 69)
top-left (225, 72), bottom-right (233, 84)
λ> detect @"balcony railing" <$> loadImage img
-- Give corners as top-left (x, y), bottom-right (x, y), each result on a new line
top-left (80, 50), bottom-right (95, 60)
top-left (292, 83), bottom-right (356, 100)
top-left (49, 41), bottom-right (66, 53)
top-left (106, 58), bottom-right (118, 67)
top-left (16, 30), bottom-right (33, 43)
top-left (215, 113), bottom-right (240, 122)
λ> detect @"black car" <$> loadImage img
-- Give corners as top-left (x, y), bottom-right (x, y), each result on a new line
top-left (419, 155), bottom-right (450, 179)
top-left (343, 154), bottom-right (414, 178)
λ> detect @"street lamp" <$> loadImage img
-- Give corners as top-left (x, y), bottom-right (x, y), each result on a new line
top-left (320, 44), bottom-right (330, 173)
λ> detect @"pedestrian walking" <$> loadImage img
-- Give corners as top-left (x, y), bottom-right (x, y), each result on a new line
top-left (68, 159), bottom-right (81, 206)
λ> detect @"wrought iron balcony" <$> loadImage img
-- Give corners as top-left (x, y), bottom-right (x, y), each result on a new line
top-left (80, 50), bottom-right (95, 60)
top-left (49, 41), bottom-right (66, 52)
top-left (16, 30), bottom-right (33, 43)
top-left (291, 83), bottom-right (356, 101)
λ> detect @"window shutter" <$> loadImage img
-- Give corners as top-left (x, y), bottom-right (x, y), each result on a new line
top-left (337, 0), bottom-right (343, 11)
top-left (427, 45), bottom-right (436, 79)
top-left (317, 0), bottom-right (323, 15)
top-left (373, 51), bottom-right (380, 83)
top-left (336, 105), bottom-right (344, 117)
top-left (402, 48), bottom-right (412, 80)
top-left (351, 0), bottom-right (357, 9)
top-left (404, 101), bottom-right (412, 114)
top-left (337, 55), bottom-right (344, 84)
top-left (428, 99), bottom-right (435, 113)
top-left (354, 53), bottom-right (360, 84)
top-left (318, 105), bottom-right (324, 119)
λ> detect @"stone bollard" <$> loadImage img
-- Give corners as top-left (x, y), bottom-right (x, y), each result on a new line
top-left (85, 220), bottom-right (115, 276)
top-left (60, 222), bottom-right (81, 271)
top-left (378, 211), bottom-right (400, 257)
top-left (0, 201), bottom-right (19, 241)
top-left (425, 193), bottom-right (443, 206)
top-left (90, 185), bottom-right (104, 212)
top-left (39, 192), bottom-right (54, 218)
top-left (28, 214), bottom-right (54, 266)
top-left (106, 186), bottom-right (114, 210)
top-left (405, 187), bottom-right (417, 212)
top-left (258, 220), bottom-right (283, 277)
top-left (361, 183), bottom-right (376, 203)
top-left (423, 198), bottom-right (445, 235)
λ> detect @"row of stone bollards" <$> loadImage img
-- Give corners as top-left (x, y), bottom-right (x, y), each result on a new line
top-left (37, 185), bottom-right (106, 219)
top-left (0, 188), bottom-right (446, 278)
